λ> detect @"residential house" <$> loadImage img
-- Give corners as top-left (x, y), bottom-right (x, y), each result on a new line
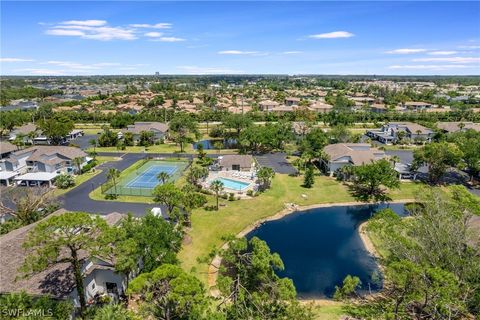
top-left (321, 143), bottom-right (387, 176)
top-left (366, 122), bottom-right (434, 144)
top-left (258, 100), bottom-right (280, 112)
top-left (308, 101), bottom-right (333, 113)
top-left (8, 124), bottom-right (83, 145)
top-left (402, 101), bottom-right (433, 112)
top-left (215, 155), bottom-right (255, 171)
top-left (284, 97), bottom-right (301, 106)
top-left (0, 146), bottom-right (88, 187)
top-left (437, 122), bottom-right (480, 133)
top-left (124, 122), bottom-right (169, 144)
top-left (0, 210), bottom-right (138, 309)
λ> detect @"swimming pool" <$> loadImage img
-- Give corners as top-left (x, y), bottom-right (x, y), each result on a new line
top-left (213, 177), bottom-right (250, 191)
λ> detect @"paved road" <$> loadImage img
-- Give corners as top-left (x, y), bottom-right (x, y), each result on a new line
top-left (255, 153), bottom-right (297, 175)
top-left (70, 134), bottom-right (98, 150)
top-left (60, 153), bottom-right (157, 216)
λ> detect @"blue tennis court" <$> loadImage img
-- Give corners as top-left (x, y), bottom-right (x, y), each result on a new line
top-left (125, 165), bottom-right (178, 188)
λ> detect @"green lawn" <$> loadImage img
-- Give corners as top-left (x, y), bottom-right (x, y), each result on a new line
top-left (178, 174), bottom-right (418, 283)
top-left (312, 303), bottom-right (347, 320)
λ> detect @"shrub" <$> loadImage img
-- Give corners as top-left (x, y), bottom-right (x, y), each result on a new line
top-left (81, 160), bottom-right (98, 174)
top-left (54, 174), bottom-right (75, 189)
top-left (228, 193), bottom-right (235, 201)
top-left (246, 190), bottom-right (254, 196)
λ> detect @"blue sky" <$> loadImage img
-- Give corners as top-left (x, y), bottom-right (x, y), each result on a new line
top-left (1, 1), bottom-right (479, 75)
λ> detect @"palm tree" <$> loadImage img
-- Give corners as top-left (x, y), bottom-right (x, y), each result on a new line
top-left (89, 139), bottom-right (97, 160)
top-left (256, 167), bottom-right (275, 190)
top-left (73, 157), bottom-right (83, 174)
top-left (210, 180), bottom-right (224, 211)
top-left (157, 171), bottom-right (171, 184)
top-left (12, 133), bottom-right (26, 150)
top-left (107, 168), bottom-right (120, 197)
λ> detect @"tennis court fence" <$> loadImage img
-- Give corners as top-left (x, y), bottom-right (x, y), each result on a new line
top-left (101, 157), bottom-right (191, 197)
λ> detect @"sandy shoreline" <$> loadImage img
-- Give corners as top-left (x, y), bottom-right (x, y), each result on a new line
top-left (207, 199), bottom-right (413, 300)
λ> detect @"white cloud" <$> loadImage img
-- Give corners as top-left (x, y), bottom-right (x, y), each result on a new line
top-left (427, 51), bottom-right (458, 55)
top-left (144, 32), bottom-right (163, 38)
top-left (308, 31), bottom-right (354, 39)
top-left (46, 29), bottom-right (86, 37)
top-left (412, 57), bottom-right (480, 63)
top-left (388, 64), bottom-right (470, 70)
top-left (61, 20), bottom-right (107, 27)
top-left (129, 23), bottom-right (172, 29)
top-left (282, 51), bottom-right (303, 55)
top-left (151, 37), bottom-right (185, 42)
top-left (0, 58), bottom-right (35, 62)
top-left (385, 48), bottom-right (428, 54)
top-left (13, 68), bottom-right (68, 75)
top-left (218, 50), bottom-right (259, 55)
top-left (46, 20), bottom-right (137, 41)
top-left (177, 65), bottom-right (244, 74)
top-left (458, 45), bottom-right (480, 49)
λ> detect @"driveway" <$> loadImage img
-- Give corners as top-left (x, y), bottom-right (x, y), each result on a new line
top-left (70, 134), bottom-right (98, 150)
top-left (60, 153), bottom-right (157, 216)
top-left (255, 152), bottom-right (297, 175)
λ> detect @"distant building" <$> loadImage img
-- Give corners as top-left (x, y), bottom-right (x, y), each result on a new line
top-left (155, 71), bottom-right (160, 76)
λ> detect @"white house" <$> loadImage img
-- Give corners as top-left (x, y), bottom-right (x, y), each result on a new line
top-left (366, 122), bottom-right (434, 144)
top-left (0, 210), bottom-right (138, 309)
top-left (0, 146), bottom-right (88, 187)
top-left (321, 143), bottom-right (387, 176)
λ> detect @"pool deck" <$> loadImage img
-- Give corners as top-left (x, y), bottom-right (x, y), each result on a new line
top-left (204, 170), bottom-right (258, 196)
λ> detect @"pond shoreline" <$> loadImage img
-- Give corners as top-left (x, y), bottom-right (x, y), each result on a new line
top-left (207, 199), bottom-right (414, 302)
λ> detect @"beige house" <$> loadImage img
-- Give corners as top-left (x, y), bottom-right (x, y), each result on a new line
top-left (321, 143), bottom-right (387, 176)
top-left (124, 122), bottom-right (169, 144)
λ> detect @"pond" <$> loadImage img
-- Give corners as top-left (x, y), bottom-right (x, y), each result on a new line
top-left (192, 139), bottom-right (238, 150)
top-left (246, 203), bottom-right (406, 298)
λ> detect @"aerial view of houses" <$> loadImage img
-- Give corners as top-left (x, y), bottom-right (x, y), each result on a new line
top-left (0, 1), bottom-right (479, 320)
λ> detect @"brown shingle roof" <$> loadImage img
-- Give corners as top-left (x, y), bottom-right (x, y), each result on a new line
top-left (218, 155), bottom-right (254, 169)
top-left (0, 141), bottom-right (17, 155)
top-left (15, 146), bottom-right (87, 162)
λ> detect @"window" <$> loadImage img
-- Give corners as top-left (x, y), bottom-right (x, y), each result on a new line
top-left (91, 283), bottom-right (95, 289)
top-left (232, 164), bottom-right (240, 171)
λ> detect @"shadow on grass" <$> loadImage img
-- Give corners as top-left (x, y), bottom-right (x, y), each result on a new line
top-left (347, 184), bottom-right (393, 203)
